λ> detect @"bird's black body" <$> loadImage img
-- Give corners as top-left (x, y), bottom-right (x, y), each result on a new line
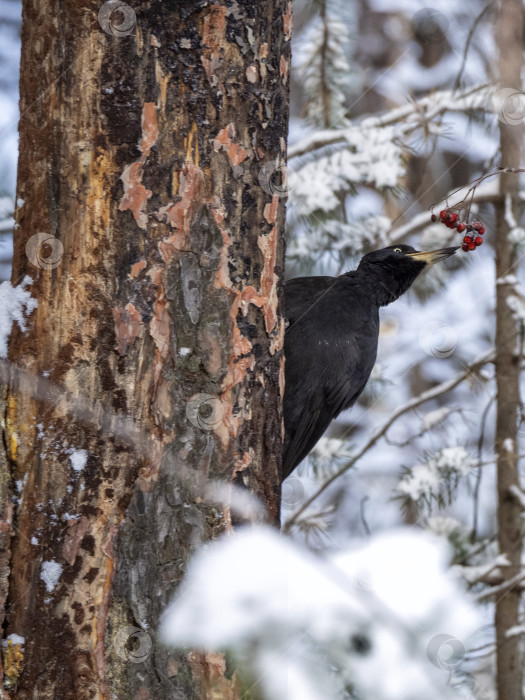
top-left (282, 244), bottom-right (457, 478)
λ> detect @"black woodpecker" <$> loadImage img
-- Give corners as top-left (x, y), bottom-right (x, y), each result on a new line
top-left (282, 244), bottom-right (458, 479)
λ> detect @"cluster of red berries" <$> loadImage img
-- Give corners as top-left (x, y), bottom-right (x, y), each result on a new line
top-left (431, 210), bottom-right (485, 252)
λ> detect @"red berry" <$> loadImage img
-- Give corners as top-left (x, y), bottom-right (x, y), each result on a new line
top-left (463, 235), bottom-right (472, 244)
top-left (450, 213), bottom-right (459, 224)
top-left (478, 226), bottom-right (485, 235)
top-left (461, 243), bottom-right (470, 252)
top-left (474, 236), bottom-right (483, 246)
top-left (457, 223), bottom-right (466, 233)
top-left (439, 209), bottom-right (447, 220)
top-left (468, 241), bottom-right (476, 251)
top-left (431, 214), bottom-right (437, 222)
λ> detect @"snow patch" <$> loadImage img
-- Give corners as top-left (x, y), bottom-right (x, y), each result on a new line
top-left (69, 449), bottom-right (87, 473)
top-left (161, 527), bottom-right (479, 700)
top-left (420, 407), bottom-right (452, 432)
top-left (397, 447), bottom-right (473, 503)
top-left (40, 560), bottom-right (63, 592)
top-left (2, 633), bottom-right (24, 648)
top-left (507, 293), bottom-right (525, 322)
top-left (0, 277), bottom-right (37, 358)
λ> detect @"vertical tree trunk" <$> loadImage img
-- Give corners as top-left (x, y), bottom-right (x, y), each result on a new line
top-left (494, 1), bottom-right (523, 698)
top-left (2, 0), bottom-right (291, 696)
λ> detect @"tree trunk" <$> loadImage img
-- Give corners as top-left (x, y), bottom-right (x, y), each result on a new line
top-left (494, 0), bottom-right (523, 698)
top-left (2, 0), bottom-right (291, 696)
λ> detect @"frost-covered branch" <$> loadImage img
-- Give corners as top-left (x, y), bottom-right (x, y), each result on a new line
top-left (283, 349), bottom-right (495, 532)
top-left (288, 83), bottom-right (493, 159)
top-left (476, 569), bottom-right (525, 601)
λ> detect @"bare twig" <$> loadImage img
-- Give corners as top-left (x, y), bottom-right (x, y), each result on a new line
top-left (453, 1), bottom-right (495, 91)
top-left (283, 349), bottom-right (495, 533)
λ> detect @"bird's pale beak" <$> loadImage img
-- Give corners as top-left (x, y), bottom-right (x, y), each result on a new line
top-left (405, 247), bottom-right (459, 265)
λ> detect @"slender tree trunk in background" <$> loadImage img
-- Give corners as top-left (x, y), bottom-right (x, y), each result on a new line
top-left (494, 0), bottom-right (523, 698)
top-left (2, 0), bottom-right (290, 696)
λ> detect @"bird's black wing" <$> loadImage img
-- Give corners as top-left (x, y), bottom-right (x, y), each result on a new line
top-left (282, 283), bottom-right (379, 478)
top-left (284, 276), bottom-right (338, 326)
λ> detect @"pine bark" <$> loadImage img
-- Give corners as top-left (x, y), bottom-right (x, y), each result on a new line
top-left (2, 0), bottom-right (291, 697)
top-left (494, 1), bottom-right (523, 698)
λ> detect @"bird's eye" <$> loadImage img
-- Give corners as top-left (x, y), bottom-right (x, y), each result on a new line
top-left (393, 247), bottom-right (402, 253)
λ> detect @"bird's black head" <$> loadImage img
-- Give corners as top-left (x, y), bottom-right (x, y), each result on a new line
top-left (356, 244), bottom-right (458, 306)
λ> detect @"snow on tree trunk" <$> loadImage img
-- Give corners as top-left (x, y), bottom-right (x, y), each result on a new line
top-left (494, 0), bottom-right (524, 697)
top-left (2, 1), bottom-right (290, 696)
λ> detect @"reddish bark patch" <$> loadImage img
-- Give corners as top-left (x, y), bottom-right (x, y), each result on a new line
top-left (112, 302), bottom-right (142, 356)
top-left (119, 103), bottom-right (158, 229)
top-left (283, 1), bottom-right (293, 40)
top-left (258, 43), bottom-right (269, 79)
top-left (149, 296), bottom-right (170, 363)
top-left (280, 55), bottom-right (289, 84)
top-left (213, 123), bottom-right (249, 167)
top-left (157, 163), bottom-right (206, 259)
top-left (263, 194), bottom-right (279, 224)
top-left (257, 225), bottom-right (279, 335)
top-left (129, 259), bottom-right (147, 278)
top-left (201, 5), bottom-right (227, 86)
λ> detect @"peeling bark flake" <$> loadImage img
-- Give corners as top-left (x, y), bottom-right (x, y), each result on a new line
top-left (263, 194), bottom-right (279, 224)
top-left (258, 43), bottom-right (269, 78)
top-left (118, 103), bottom-right (159, 229)
top-left (280, 54), bottom-right (289, 84)
top-left (112, 302), bottom-right (143, 356)
top-left (130, 259), bottom-right (147, 278)
top-left (283, 1), bottom-right (293, 40)
top-left (213, 123), bottom-right (249, 167)
top-left (201, 5), bottom-right (227, 86)
top-left (157, 163), bottom-right (206, 259)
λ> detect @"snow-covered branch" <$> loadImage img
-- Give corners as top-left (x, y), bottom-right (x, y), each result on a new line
top-left (288, 83), bottom-right (493, 160)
